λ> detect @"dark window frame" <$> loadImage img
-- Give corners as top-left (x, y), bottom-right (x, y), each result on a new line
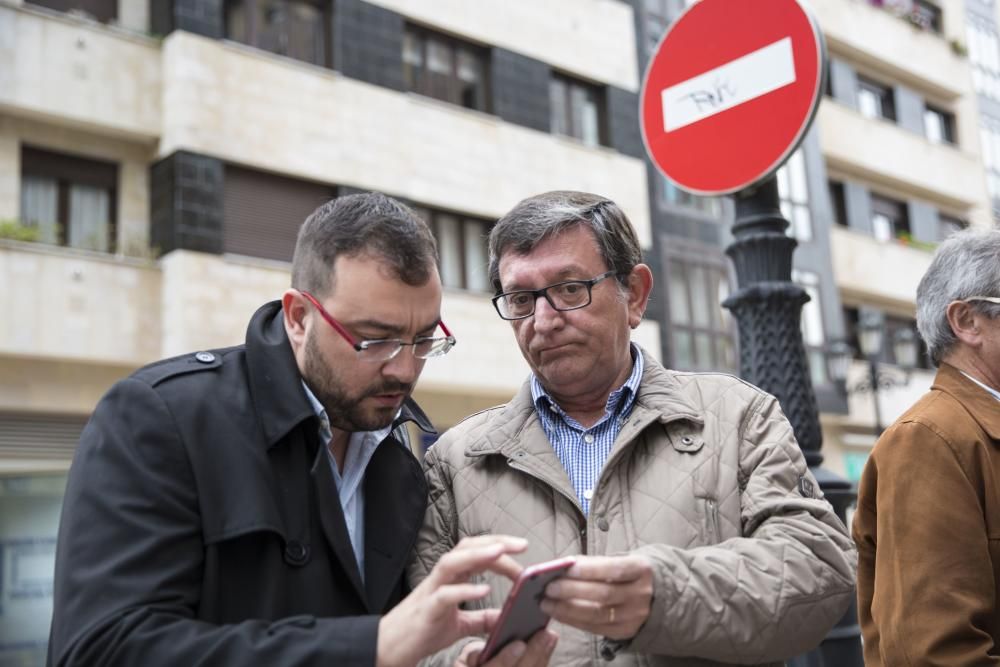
top-left (549, 72), bottom-right (608, 147)
top-left (870, 193), bottom-right (911, 242)
top-left (26, 0), bottom-right (116, 23)
top-left (829, 180), bottom-right (848, 227)
top-left (662, 243), bottom-right (737, 373)
top-left (923, 103), bottom-right (957, 145)
top-left (402, 24), bottom-right (491, 113)
top-left (857, 76), bottom-right (897, 122)
top-left (224, 0), bottom-right (331, 68)
top-left (20, 145), bottom-right (118, 253)
top-left (411, 205), bottom-right (493, 292)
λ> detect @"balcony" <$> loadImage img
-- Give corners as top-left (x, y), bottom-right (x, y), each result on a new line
top-left (0, 241), bottom-right (161, 366)
top-left (830, 225), bottom-right (933, 306)
top-left (818, 101), bottom-right (986, 208)
top-left (0, 4), bottom-right (161, 141)
top-left (159, 32), bottom-right (651, 245)
top-left (366, 0), bottom-right (640, 90)
top-left (809, 0), bottom-right (967, 98)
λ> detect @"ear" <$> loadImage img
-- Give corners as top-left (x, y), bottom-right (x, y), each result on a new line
top-left (626, 264), bottom-right (654, 330)
top-left (282, 289), bottom-right (310, 353)
top-left (946, 300), bottom-right (984, 347)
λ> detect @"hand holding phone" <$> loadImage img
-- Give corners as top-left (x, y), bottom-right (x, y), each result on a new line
top-left (476, 556), bottom-right (575, 666)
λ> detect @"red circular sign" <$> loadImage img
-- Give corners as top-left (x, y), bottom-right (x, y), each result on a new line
top-left (640, 0), bottom-right (825, 195)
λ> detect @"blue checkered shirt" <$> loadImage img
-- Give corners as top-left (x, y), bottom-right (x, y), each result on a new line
top-left (531, 345), bottom-right (644, 515)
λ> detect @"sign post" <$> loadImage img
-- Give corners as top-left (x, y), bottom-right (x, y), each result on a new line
top-left (640, 2), bottom-right (863, 666)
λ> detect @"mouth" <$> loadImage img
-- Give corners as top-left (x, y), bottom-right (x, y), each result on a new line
top-left (535, 342), bottom-right (575, 356)
top-left (369, 391), bottom-right (407, 408)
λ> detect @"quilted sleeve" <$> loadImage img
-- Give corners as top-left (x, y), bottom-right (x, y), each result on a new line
top-left (408, 442), bottom-right (478, 667)
top-left (629, 393), bottom-right (857, 663)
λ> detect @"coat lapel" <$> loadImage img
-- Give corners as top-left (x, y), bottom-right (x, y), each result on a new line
top-left (310, 444), bottom-right (369, 610)
top-left (363, 439), bottom-right (427, 612)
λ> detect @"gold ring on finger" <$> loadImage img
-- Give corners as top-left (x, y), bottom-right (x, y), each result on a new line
top-left (608, 606), bottom-right (616, 623)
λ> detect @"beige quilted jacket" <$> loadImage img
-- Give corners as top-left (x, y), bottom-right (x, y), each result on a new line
top-left (409, 348), bottom-right (856, 666)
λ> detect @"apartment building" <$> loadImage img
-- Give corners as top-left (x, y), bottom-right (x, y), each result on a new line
top-left (1, 0), bottom-right (996, 661)
top-left (0, 0), bottom-right (656, 660)
top-left (633, 0), bottom-right (994, 484)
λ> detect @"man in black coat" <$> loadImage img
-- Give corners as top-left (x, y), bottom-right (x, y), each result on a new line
top-left (48, 193), bottom-right (555, 666)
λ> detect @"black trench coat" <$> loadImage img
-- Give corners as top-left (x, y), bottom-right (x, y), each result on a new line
top-left (48, 301), bottom-right (433, 666)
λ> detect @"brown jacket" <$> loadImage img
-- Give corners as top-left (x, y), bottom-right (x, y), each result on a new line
top-left (854, 362), bottom-right (1000, 666)
top-left (411, 348), bottom-right (856, 666)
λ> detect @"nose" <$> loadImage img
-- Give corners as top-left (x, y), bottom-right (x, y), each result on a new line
top-left (381, 346), bottom-right (422, 385)
top-left (531, 294), bottom-right (565, 333)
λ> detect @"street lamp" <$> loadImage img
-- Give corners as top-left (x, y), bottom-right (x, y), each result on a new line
top-left (827, 314), bottom-right (919, 435)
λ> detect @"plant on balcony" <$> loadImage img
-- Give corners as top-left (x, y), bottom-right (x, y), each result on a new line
top-left (0, 220), bottom-right (40, 243)
top-left (894, 231), bottom-right (937, 251)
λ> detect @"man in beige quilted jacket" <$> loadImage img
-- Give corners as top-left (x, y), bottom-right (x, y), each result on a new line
top-left (409, 191), bottom-right (857, 666)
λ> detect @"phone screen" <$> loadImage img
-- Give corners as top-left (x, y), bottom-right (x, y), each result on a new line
top-left (476, 556), bottom-right (576, 665)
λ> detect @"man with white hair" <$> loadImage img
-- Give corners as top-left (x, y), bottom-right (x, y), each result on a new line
top-left (855, 227), bottom-right (1000, 666)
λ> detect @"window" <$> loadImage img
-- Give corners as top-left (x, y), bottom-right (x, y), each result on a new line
top-left (870, 194), bottom-right (910, 242)
top-left (222, 165), bottom-right (336, 262)
top-left (0, 474), bottom-right (68, 667)
top-left (641, 0), bottom-right (695, 55)
top-left (411, 207), bottom-right (492, 291)
top-left (923, 104), bottom-right (956, 144)
top-left (793, 270), bottom-right (828, 387)
top-left (910, 0), bottom-right (943, 33)
top-left (19, 146), bottom-right (117, 253)
top-left (967, 19), bottom-right (1000, 100)
top-left (403, 25), bottom-right (489, 112)
top-left (843, 307), bottom-right (930, 369)
top-left (550, 73), bottom-right (605, 147)
top-left (658, 175), bottom-right (723, 217)
top-left (829, 180), bottom-right (848, 227)
top-left (225, 0), bottom-right (328, 67)
top-left (664, 249), bottom-right (736, 372)
top-left (857, 76), bottom-right (896, 122)
top-left (884, 315), bottom-right (931, 369)
top-left (938, 213), bottom-right (967, 240)
top-left (26, 0), bottom-right (116, 23)
top-left (776, 149), bottom-right (812, 241)
top-left (979, 115), bottom-right (1000, 215)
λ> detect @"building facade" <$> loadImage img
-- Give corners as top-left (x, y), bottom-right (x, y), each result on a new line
top-left (0, 0), bottom-right (997, 662)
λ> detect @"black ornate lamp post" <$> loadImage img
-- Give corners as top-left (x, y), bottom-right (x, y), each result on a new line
top-left (722, 176), bottom-right (864, 667)
top-left (827, 314), bottom-right (919, 435)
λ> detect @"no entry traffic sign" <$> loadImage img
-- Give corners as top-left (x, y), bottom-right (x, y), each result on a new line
top-left (640, 0), bottom-right (826, 195)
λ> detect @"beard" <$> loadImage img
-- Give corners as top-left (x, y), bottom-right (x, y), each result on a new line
top-left (302, 333), bottom-right (413, 433)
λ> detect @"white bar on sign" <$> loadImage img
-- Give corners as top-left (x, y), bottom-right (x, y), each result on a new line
top-left (661, 37), bottom-right (796, 132)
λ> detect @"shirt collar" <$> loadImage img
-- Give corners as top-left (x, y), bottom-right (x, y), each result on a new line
top-left (960, 371), bottom-right (1000, 403)
top-left (531, 343), bottom-right (644, 421)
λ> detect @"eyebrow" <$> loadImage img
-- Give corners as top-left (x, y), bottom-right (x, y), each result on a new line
top-left (504, 266), bottom-right (592, 292)
top-left (346, 318), bottom-right (442, 338)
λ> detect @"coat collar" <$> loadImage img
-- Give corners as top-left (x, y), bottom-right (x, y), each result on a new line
top-left (245, 301), bottom-right (435, 450)
top-left (933, 362), bottom-right (1000, 440)
top-left (465, 345), bottom-right (703, 458)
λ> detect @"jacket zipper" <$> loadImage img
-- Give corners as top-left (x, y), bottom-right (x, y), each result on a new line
top-left (705, 498), bottom-right (720, 542)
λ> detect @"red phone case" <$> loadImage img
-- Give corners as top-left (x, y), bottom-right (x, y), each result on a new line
top-left (476, 556), bottom-right (576, 665)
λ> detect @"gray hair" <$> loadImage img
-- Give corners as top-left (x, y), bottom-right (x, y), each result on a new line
top-left (488, 191), bottom-right (642, 292)
top-left (916, 227), bottom-right (1000, 366)
top-left (291, 192), bottom-right (438, 297)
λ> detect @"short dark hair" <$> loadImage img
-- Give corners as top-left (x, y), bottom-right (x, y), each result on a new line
top-left (290, 192), bottom-right (439, 297)
top-left (488, 191), bottom-right (642, 292)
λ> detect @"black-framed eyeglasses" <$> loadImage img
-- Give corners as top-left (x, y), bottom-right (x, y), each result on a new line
top-left (299, 291), bottom-right (456, 362)
top-left (492, 270), bottom-right (620, 321)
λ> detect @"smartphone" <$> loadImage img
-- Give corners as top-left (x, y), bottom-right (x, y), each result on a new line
top-left (476, 556), bottom-right (576, 665)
